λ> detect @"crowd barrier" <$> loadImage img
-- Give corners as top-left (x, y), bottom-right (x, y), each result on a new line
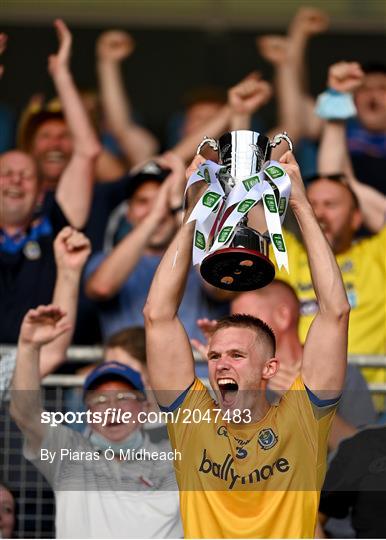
top-left (1, 346), bottom-right (385, 537)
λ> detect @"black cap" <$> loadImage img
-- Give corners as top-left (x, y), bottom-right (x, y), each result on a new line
top-left (126, 161), bottom-right (171, 199)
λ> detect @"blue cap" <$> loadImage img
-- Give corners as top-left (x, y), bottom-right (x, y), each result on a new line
top-left (83, 361), bottom-right (145, 395)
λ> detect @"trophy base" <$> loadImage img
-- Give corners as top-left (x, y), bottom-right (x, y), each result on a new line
top-left (200, 248), bottom-right (275, 291)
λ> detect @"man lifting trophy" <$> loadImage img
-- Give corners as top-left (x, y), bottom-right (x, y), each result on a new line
top-left (185, 130), bottom-right (293, 291)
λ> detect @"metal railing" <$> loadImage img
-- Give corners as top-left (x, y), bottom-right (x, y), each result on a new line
top-left (2, 345), bottom-right (385, 394)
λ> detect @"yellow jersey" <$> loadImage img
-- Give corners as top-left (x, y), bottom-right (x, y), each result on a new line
top-left (274, 228), bottom-right (386, 373)
top-left (166, 376), bottom-right (336, 538)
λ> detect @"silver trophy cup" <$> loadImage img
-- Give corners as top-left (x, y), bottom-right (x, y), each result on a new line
top-left (196, 130), bottom-right (293, 291)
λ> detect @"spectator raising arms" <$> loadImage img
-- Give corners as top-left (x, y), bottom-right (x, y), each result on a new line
top-left (10, 317), bottom-right (182, 538)
top-left (85, 152), bottom-right (230, 341)
top-left (1, 227), bottom-right (91, 403)
top-left (19, 19), bottom-right (100, 228)
top-left (96, 30), bottom-right (159, 169)
top-left (274, 62), bottom-right (386, 366)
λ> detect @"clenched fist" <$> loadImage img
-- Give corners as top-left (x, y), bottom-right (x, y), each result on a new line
top-left (328, 62), bottom-right (364, 94)
top-left (257, 35), bottom-right (289, 66)
top-left (279, 151), bottom-right (307, 208)
top-left (289, 7), bottom-right (329, 37)
top-left (96, 30), bottom-right (135, 62)
top-left (228, 72), bottom-right (272, 116)
top-left (54, 227), bottom-right (91, 273)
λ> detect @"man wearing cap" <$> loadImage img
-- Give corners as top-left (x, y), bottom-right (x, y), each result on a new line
top-left (85, 154), bottom-right (230, 342)
top-left (10, 306), bottom-right (182, 539)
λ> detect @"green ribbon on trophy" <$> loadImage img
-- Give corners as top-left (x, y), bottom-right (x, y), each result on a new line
top-left (185, 159), bottom-right (291, 273)
top-left (184, 160), bottom-right (225, 267)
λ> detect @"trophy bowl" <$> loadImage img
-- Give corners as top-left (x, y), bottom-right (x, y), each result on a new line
top-left (196, 130), bottom-right (292, 291)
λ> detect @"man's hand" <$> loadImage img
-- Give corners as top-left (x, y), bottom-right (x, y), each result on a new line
top-left (228, 72), bottom-right (272, 115)
top-left (183, 154), bottom-right (209, 219)
top-left (257, 36), bottom-right (289, 66)
top-left (268, 358), bottom-right (302, 393)
top-left (279, 151), bottom-right (307, 209)
top-left (328, 61), bottom-right (364, 93)
top-left (289, 7), bottom-right (329, 37)
top-left (97, 30), bottom-right (135, 62)
top-left (0, 32), bottom-right (7, 78)
top-left (54, 227), bottom-right (91, 272)
top-left (191, 318), bottom-right (217, 359)
top-left (48, 19), bottom-right (72, 76)
top-left (157, 152), bottom-right (186, 210)
top-left (19, 305), bottom-right (71, 349)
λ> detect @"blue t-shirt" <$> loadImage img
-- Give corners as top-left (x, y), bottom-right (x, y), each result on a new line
top-left (347, 118), bottom-right (386, 159)
top-left (85, 252), bottom-right (229, 341)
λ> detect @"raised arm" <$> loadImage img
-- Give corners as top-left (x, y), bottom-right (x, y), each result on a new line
top-left (10, 306), bottom-right (71, 453)
top-left (257, 35), bottom-right (304, 144)
top-left (49, 19), bottom-right (101, 228)
top-left (39, 227), bottom-right (91, 376)
top-left (96, 30), bottom-right (159, 167)
top-left (257, 8), bottom-right (328, 144)
top-left (288, 7), bottom-right (329, 94)
top-left (143, 156), bottom-right (206, 405)
top-left (228, 72), bottom-right (272, 131)
top-left (318, 62), bottom-right (386, 233)
top-left (279, 151), bottom-right (350, 398)
top-left (85, 172), bottom-right (173, 300)
top-left (172, 104), bottom-right (231, 164)
top-left (287, 7), bottom-right (329, 140)
top-left (257, 8), bottom-right (328, 143)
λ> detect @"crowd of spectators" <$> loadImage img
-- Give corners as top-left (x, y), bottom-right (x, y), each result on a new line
top-left (0, 6), bottom-right (385, 539)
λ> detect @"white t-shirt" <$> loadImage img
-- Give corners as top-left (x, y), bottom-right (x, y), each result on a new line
top-left (24, 425), bottom-right (182, 539)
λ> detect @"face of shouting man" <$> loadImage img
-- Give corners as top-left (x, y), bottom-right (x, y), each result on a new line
top-left (307, 178), bottom-right (362, 254)
top-left (207, 318), bottom-right (278, 422)
top-left (30, 118), bottom-right (73, 188)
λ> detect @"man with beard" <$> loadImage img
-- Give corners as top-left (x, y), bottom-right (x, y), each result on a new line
top-left (85, 155), bottom-right (229, 342)
top-left (143, 150), bottom-right (350, 538)
top-left (275, 63), bottom-right (386, 366)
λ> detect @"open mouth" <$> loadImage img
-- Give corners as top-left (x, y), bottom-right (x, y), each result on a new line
top-left (106, 421), bottom-right (123, 429)
top-left (5, 190), bottom-right (23, 199)
top-left (45, 151), bottom-right (66, 163)
top-left (217, 378), bottom-right (239, 405)
top-left (366, 99), bottom-right (381, 113)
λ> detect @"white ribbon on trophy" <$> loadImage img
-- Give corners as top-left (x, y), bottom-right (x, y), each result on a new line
top-left (184, 160), bottom-right (225, 265)
top-left (185, 160), bottom-right (291, 272)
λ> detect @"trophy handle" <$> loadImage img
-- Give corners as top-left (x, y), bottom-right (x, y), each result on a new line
top-left (269, 131), bottom-right (293, 153)
top-left (196, 136), bottom-right (219, 156)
